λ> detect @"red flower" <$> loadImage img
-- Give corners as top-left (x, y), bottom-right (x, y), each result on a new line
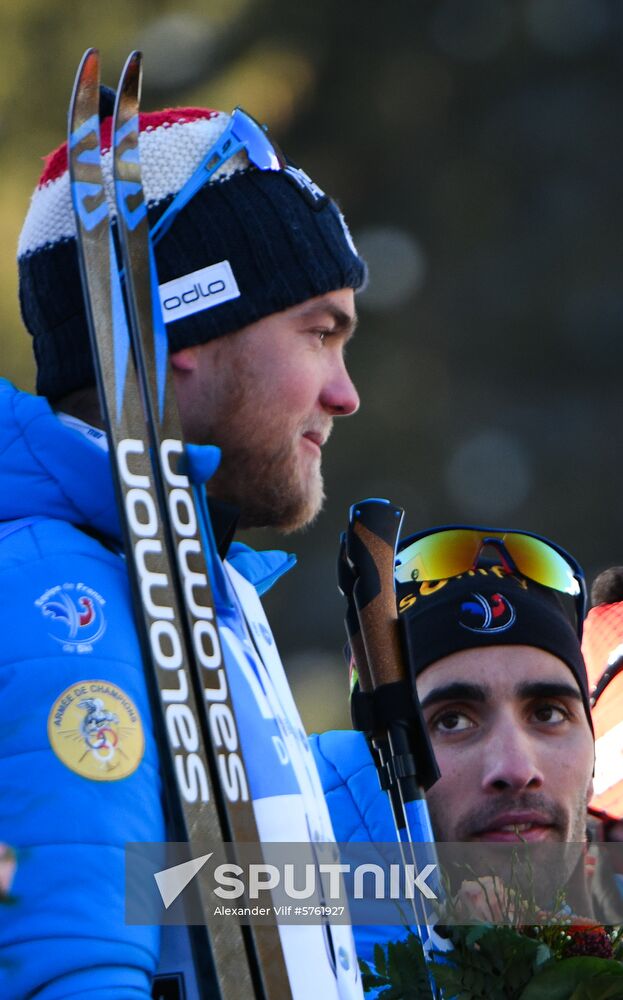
top-left (564, 923), bottom-right (613, 959)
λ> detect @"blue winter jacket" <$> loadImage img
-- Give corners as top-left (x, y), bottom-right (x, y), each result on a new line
top-left (0, 380), bottom-right (292, 999)
top-left (309, 730), bottom-right (413, 975)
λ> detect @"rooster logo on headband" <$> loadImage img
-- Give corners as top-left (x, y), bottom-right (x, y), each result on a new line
top-left (459, 593), bottom-right (516, 634)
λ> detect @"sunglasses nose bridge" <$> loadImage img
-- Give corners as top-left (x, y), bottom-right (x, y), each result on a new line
top-left (478, 535), bottom-right (517, 573)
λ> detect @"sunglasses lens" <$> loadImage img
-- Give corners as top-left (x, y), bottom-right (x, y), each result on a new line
top-left (395, 529), bottom-right (483, 584)
top-left (395, 528), bottom-right (581, 597)
top-left (503, 533), bottom-right (580, 597)
top-left (231, 109), bottom-right (285, 171)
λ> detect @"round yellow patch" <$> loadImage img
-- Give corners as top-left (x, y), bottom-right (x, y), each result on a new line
top-left (48, 680), bottom-right (145, 781)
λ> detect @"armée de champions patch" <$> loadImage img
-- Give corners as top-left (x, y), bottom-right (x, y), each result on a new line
top-left (34, 581), bottom-right (106, 653)
top-left (48, 680), bottom-right (144, 780)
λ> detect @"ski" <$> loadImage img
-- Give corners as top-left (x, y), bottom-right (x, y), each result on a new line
top-left (111, 51), bottom-right (295, 999)
top-left (68, 48), bottom-right (256, 1000)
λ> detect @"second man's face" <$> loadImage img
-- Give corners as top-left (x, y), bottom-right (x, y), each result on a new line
top-left (417, 645), bottom-right (595, 845)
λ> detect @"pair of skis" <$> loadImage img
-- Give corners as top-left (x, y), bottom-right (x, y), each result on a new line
top-left (68, 49), bottom-right (291, 1000)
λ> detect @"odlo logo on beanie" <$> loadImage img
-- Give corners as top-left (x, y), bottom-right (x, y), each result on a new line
top-left (159, 261), bottom-right (240, 324)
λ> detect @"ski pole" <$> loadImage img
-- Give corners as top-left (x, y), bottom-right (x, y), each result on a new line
top-left (344, 498), bottom-right (441, 959)
top-left (338, 535), bottom-right (407, 838)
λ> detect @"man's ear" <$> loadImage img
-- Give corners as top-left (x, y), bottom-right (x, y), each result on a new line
top-left (170, 346), bottom-right (199, 372)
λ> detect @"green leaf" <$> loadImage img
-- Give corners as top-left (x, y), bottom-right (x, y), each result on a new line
top-left (570, 974), bottom-right (623, 1000)
top-left (374, 942), bottom-right (388, 978)
top-left (519, 957), bottom-right (623, 1000)
top-left (359, 957), bottom-right (388, 990)
top-left (365, 933), bottom-right (435, 1000)
top-left (360, 970), bottom-right (387, 990)
top-left (428, 962), bottom-right (468, 995)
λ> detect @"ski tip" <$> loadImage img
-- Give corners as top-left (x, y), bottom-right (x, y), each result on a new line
top-left (112, 51), bottom-right (143, 148)
top-left (112, 50), bottom-right (143, 133)
top-left (118, 50), bottom-right (143, 100)
top-left (76, 47), bottom-right (100, 86)
top-left (69, 48), bottom-right (101, 133)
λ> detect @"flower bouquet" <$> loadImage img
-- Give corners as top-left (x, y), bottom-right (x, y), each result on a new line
top-left (362, 920), bottom-right (623, 1000)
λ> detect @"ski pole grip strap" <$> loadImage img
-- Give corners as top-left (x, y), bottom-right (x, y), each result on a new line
top-left (390, 714), bottom-right (441, 792)
top-left (392, 752), bottom-right (419, 780)
top-left (379, 683), bottom-right (441, 790)
top-left (351, 680), bottom-right (418, 732)
top-left (350, 687), bottom-right (377, 732)
top-left (374, 680), bottom-right (418, 726)
top-left (352, 681), bottom-right (440, 790)
top-left (347, 499), bottom-right (405, 688)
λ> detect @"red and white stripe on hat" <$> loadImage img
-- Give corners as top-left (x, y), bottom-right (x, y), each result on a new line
top-left (18, 108), bottom-right (248, 259)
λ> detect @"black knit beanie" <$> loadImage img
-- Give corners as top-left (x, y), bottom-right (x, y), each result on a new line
top-left (18, 99), bottom-right (367, 401)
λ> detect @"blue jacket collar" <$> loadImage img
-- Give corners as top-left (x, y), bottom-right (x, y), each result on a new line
top-left (227, 543), bottom-right (297, 596)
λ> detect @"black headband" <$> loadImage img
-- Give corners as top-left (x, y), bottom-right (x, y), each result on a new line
top-left (398, 566), bottom-right (593, 731)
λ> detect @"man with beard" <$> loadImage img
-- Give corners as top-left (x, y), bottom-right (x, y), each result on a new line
top-left (312, 528), bottom-right (596, 959)
top-left (0, 93), bottom-right (366, 999)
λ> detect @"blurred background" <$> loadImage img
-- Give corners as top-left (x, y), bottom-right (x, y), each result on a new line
top-left (2, 0), bottom-right (622, 731)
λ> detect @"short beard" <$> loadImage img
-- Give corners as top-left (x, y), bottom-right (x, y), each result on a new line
top-left (179, 334), bottom-right (330, 532)
top-left (203, 365), bottom-right (327, 532)
top-left (431, 788), bottom-right (589, 845)
top-left (209, 437), bottom-right (325, 533)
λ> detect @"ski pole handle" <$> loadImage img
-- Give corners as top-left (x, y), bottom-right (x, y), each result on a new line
top-left (339, 534), bottom-right (406, 822)
top-left (346, 499), bottom-right (405, 688)
top-left (345, 499), bottom-right (440, 793)
top-left (345, 500), bottom-right (442, 992)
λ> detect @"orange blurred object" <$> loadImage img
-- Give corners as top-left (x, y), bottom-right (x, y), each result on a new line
top-left (583, 602), bottom-right (623, 820)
